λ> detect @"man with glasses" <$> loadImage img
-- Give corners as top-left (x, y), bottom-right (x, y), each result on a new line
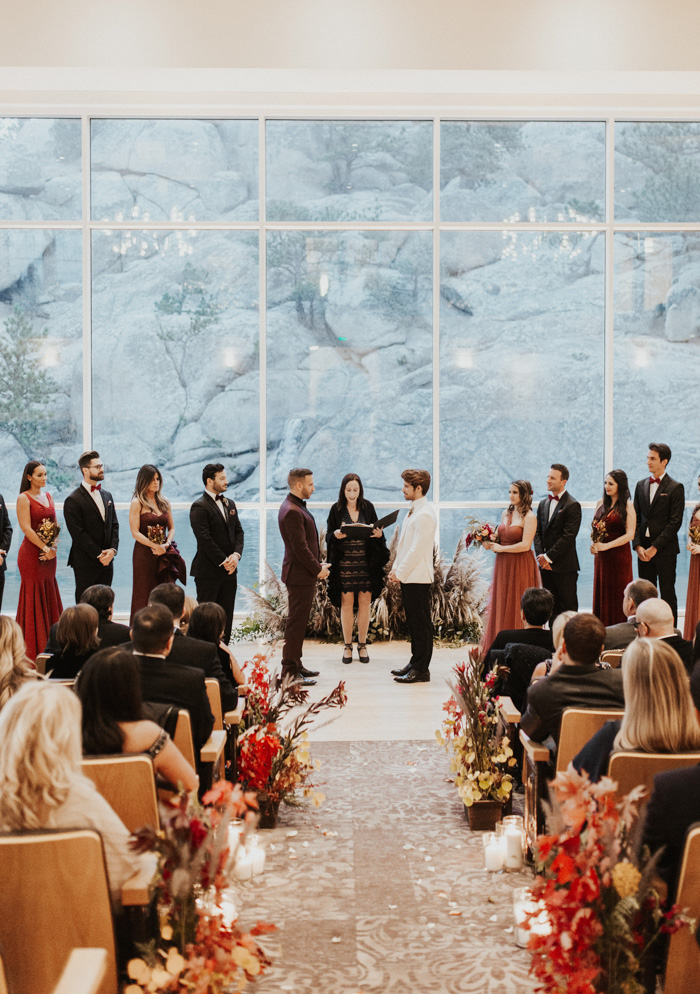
top-left (64, 450), bottom-right (120, 601)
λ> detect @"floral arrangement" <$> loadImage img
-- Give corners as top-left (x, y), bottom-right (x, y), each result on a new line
top-left (526, 767), bottom-right (694, 994)
top-left (464, 518), bottom-right (499, 549)
top-left (238, 654), bottom-right (347, 809)
top-left (147, 524), bottom-right (167, 545)
top-left (36, 517), bottom-right (60, 547)
top-left (436, 659), bottom-right (515, 806)
top-left (127, 781), bottom-right (275, 993)
top-left (689, 523), bottom-right (700, 546)
top-left (591, 517), bottom-right (608, 544)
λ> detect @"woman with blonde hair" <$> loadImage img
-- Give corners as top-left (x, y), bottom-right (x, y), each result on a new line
top-left (0, 616), bottom-right (36, 709)
top-left (573, 638), bottom-right (700, 782)
top-left (0, 681), bottom-right (149, 905)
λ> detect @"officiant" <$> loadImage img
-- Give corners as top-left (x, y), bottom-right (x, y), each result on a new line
top-left (326, 473), bottom-right (390, 665)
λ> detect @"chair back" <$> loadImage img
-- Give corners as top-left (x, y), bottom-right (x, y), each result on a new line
top-left (600, 650), bottom-right (624, 668)
top-left (556, 708), bottom-right (625, 773)
top-left (172, 710), bottom-right (196, 768)
top-left (82, 754), bottom-right (160, 833)
top-left (664, 825), bottom-right (700, 994)
top-left (35, 652), bottom-right (52, 675)
top-left (607, 751), bottom-right (700, 802)
top-left (0, 829), bottom-right (117, 994)
top-left (205, 679), bottom-right (224, 730)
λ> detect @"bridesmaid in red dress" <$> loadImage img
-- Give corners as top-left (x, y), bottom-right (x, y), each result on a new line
top-left (15, 461), bottom-right (63, 660)
top-left (590, 469), bottom-right (636, 627)
top-left (480, 479), bottom-right (541, 650)
top-left (683, 475), bottom-right (700, 640)
top-left (129, 464), bottom-right (177, 623)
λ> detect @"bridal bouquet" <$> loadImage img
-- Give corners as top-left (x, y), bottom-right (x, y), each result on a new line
top-left (36, 517), bottom-right (60, 548)
top-left (689, 523), bottom-right (700, 546)
top-left (465, 518), bottom-right (499, 548)
top-left (147, 524), bottom-right (167, 545)
top-left (591, 517), bottom-right (608, 544)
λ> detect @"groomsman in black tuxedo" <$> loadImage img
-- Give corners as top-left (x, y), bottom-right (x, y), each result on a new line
top-left (63, 451), bottom-right (120, 602)
top-left (534, 463), bottom-right (582, 622)
top-left (633, 442), bottom-right (685, 624)
top-left (190, 463), bottom-right (244, 645)
top-left (0, 493), bottom-right (13, 611)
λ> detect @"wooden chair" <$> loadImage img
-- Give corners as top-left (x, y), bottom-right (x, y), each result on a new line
top-left (35, 652), bottom-right (52, 675)
top-left (600, 650), bottom-right (624, 668)
top-left (519, 729), bottom-right (551, 856)
top-left (82, 755), bottom-right (160, 833)
top-left (556, 708), bottom-right (625, 774)
top-left (608, 752), bottom-right (700, 805)
top-left (205, 679), bottom-right (244, 780)
top-left (664, 825), bottom-right (700, 994)
top-left (170, 710), bottom-right (226, 795)
top-left (497, 695), bottom-right (521, 724)
top-left (53, 949), bottom-right (108, 994)
top-left (0, 829), bottom-right (152, 994)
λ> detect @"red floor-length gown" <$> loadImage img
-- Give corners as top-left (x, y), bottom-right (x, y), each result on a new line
top-left (480, 519), bottom-right (541, 650)
top-left (16, 493), bottom-right (63, 660)
top-left (684, 510), bottom-right (700, 640)
top-left (592, 509), bottom-right (633, 627)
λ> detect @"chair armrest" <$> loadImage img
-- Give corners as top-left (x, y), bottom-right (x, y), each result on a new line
top-left (224, 705), bottom-right (244, 726)
top-left (200, 730), bottom-right (227, 764)
top-left (53, 949), bottom-right (107, 994)
top-left (519, 728), bottom-right (550, 762)
top-left (498, 696), bottom-right (521, 724)
top-left (121, 858), bottom-right (158, 907)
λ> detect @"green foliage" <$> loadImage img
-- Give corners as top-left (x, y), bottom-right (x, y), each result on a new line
top-left (618, 123), bottom-right (700, 221)
top-left (440, 123), bottom-right (524, 190)
top-left (0, 307), bottom-right (55, 455)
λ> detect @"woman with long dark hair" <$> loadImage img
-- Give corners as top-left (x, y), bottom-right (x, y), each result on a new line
top-left (129, 464), bottom-right (185, 622)
top-left (15, 460), bottom-right (63, 659)
top-left (590, 469), bottom-right (636, 626)
top-left (46, 603), bottom-right (100, 680)
top-left (683, 474), bottom-right (700, 640)
top-left (186, 601), bottom-right (247, 703)
top-left (326, 473), bottom-right (389, 664)
top-left (480, 479), bottom-right (541, 650)
top-left (77, 646), bottom-right (198, 792)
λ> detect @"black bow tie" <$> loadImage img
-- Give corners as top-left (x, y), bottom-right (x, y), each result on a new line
top-left (215, 494), bottom-right (225, 502)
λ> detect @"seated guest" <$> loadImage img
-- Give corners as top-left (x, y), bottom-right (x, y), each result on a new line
top-left (573, 638), bottom-right (700, 782)
top-left (603, 579), bottom-right (658, 650)
top-left (186, 602), bottom-right (248, 706)
top-left (642, 662), bottom-right (700, 901)
top-left (76, 647), bottom-right (198, 792)
top-left (520, 613), bottom-right (624, 748)
top-left (635, 598), bottom-right (693, 672)
top-left (484, 587), bottom-right (555, 663)
top-left (146, 584), bottom-right (238, 712)
top-left (691, 619), bottom-right (700, 671)
top-left (530, 610), bottom-right (579, 683)
top-left (46, 604), bottom-right (101, 680)
top-left (44, 585), bottom-right (130, 654)
top-left (131, 604), bottom-right (214, 752)
top-left (180, 595), bottom-right (198, 636)
top-left (0, 616), bottom-right (37, 708)
top-left (0, 681), bottom-right (151, 907)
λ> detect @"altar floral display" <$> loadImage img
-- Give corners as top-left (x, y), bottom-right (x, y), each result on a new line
top-left (526, 767), bottom-right (693, 994)
top-left (237, 654), bottom-right (347, 811)
top-left (436, 659), bottom-right (516, 806)
top-left (127, 781), bottom-right (275, 993)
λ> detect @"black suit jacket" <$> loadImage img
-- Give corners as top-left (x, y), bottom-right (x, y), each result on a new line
top-left (135, 652), bottom-right (214, 751)
top-left (63, 485), bottom-right (120, 567)
top-left (190, 493), bottom-right (244, 580)
top-left (278, 493), bottom-right (320, 586)
top-left (0, 494), bottom-right (12, 573)
top-left (44, 617), bottom-right (130, 654)
top-left (520, 663), bottom-right (625, 745)
top-left (633, 474), bottom-right (685, 557)
top-left (658, 634), bottom-right (693, 673)
top-left (534, 491), bottom-right (581, 573)
top-left (642, 763), bottom-right (700, 900)
top-left (164, 631), bottom-right (238, 712)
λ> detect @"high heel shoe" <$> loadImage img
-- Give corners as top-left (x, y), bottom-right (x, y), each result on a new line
top-left (358, 643), bottom-right (370, 664)
top-left (342, 643), bottom-right (353, 664)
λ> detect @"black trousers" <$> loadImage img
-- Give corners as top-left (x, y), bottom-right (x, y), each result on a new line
top-left (0, 572), bottom-right (4, 612)
top-left (194, 572), bottom-right (238, 645)
top-left (638, 552), bottom-right (678, 625)
top-left (400, 582), bottom-right (433, 674)
top-left (73, 562), bottom-right (114, 603)
top-left (282, 583), bottom-right (316, 678)
top-left (540, 569), bottom-right (578, 624)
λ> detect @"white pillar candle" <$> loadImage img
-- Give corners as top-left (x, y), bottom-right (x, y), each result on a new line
top-left (504, 826), bottom-right (524, 870)
top-left (233, 851), bottom-right (253, 880)
top-left (251, 845), bottom-right (266, 875)
top-left (485, 836), bottom-right (505, 871)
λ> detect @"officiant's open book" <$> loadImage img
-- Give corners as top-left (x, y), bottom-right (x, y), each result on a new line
top-left (339, 509), bottom-right (400, 536)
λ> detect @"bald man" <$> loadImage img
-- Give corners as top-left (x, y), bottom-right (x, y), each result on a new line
top-left (635, 598), bottom-right (692, 672)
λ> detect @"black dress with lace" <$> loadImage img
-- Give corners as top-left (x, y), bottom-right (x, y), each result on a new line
top-left (337, 510), bottom-right (372, 594)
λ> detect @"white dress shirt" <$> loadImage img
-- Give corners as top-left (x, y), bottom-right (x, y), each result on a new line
top-left (82, 479), bottom-right (105, 520)
top-left (646, 471), bottom-right (665, 537)
top-left (394, 496), bottom-right (437, 584)
top-left (206, 488), bottom-right (228, 520)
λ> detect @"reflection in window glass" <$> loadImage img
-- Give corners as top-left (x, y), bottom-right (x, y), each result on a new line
top-left (91, 119), bottom-right (259, 222)
top-left (440, 121), bottom-right (605, 222)
top-left (266, 120), bottom-right (433, 222)
top-left (266, 230), bottom-right (433, 501)
top-left (0, 118), bottom-right (81, 221)
top-left (613, 232), bottom-right (700, 490)
top-left (615, 122), bottom-right (700, 222)
top-left (440, 230), bottom-right (605, 501)
top-left (0, 229), bottom-right (82, 499)
top-left (92, 230), bottom-right (259, 501)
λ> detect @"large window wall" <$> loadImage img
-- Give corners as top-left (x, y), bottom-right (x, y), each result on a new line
top-left (1, 115), bottom-right (699, 614)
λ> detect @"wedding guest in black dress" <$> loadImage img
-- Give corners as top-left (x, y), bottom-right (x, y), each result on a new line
top-left (327, 474), bottom-right (389, 664)
top-left (46, 603), bottom-right (101, 680)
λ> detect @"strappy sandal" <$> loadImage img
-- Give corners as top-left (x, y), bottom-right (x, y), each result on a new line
top-left (358, 643), bottom-right (370, 664)
top-left (342, 643), bottom-right (353, 664)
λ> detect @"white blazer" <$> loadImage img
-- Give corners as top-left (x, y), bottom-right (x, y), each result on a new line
top-left (394, 497), bottom-right (437, 584)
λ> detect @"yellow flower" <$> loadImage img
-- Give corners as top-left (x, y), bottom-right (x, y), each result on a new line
top-left (612, 860), bottom-right (642, 899)
top-left (124, 986), bottom-right (143, 994)
top-left (233, 946), bottom-right (262, 974)
top-left (160, 924), bottom-right (173, 941)
top-left (165, 948), bottom-right (186, 975)
top-left (312, 791), bottom-right (325, 807)
top-left (127, 960), bottom-right (151, 985)
top-left (148, 966), bottom-right (173, 990)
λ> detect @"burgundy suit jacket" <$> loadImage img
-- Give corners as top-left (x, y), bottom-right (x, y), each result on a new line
top-left (278, 493), bottom-right (320, 586)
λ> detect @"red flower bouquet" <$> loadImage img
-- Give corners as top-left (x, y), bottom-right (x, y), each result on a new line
top-left (464, 518), bottom-right (499, 549)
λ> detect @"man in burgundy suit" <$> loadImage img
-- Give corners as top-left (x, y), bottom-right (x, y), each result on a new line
top-left (278, 468), bottom-right (328, 686)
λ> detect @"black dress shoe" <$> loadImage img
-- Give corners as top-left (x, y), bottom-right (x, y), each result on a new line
top-left (300, 666), bottom-right (320, 677)
top-left (391, 664), bottom-right (411, 677)
top-left (394, 669), bottom-right (430, 684)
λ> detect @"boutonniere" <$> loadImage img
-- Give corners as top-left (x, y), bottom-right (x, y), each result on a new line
top-left (229, 507), bottom-right (237, 517)
top-left (222, 496), bottom-right (229, 507)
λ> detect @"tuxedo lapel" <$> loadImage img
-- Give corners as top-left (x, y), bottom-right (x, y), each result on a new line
top-left (78, 485), bottom-right (105, 526)
top-left (649, 477), bottom-right (670, 512)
